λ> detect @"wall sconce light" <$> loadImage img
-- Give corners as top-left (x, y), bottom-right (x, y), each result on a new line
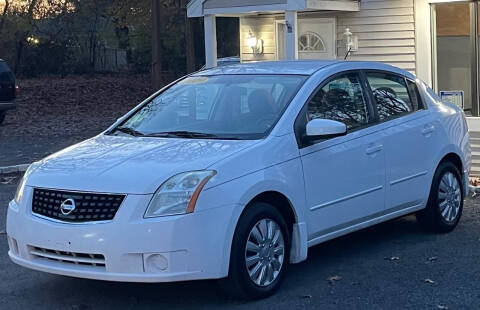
top-left (343, 28), bottom-right (358, 52)
top-left (247, 30), bottom-right (264, 55)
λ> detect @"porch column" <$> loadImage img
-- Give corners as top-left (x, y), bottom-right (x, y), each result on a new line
top-left (285, 11), bottom-right (298, 60)
top-left (204, 14), bottom-right (218, 68)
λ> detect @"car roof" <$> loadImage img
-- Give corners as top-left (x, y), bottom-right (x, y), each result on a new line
top-left (193, 60), bottom-right (415, 79)
top-left (218, 56), bottom-right (240, 62)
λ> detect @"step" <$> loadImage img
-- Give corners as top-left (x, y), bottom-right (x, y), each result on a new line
top-left (471, 145), bottom-right (480, 152)
top-left (470, 163), bottom-right (480, 176)
top-left (472, 152), bottom-right (480, 161)
top-left (469, 131), bottom-right (480, 139)
top-left (470, 167), bottom-right (480, 177)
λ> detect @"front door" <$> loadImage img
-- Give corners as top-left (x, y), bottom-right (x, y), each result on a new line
top-left (298, 18), bottom-right (336, 60)
top-left (298, 71), bottom-right (386, 241)
top-left (276, 18), bottom-right (336, 60)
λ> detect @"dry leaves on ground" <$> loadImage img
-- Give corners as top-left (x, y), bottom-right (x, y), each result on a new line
top-left (0, 74), bottom-right (153, 138)
top-left (327, 275), bottom-right (342, 284)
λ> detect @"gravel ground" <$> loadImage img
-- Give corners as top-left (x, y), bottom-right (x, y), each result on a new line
top-left (1, 180), bottom-right (480, 309)
top-left (0, 74), bottom-right (153, 167)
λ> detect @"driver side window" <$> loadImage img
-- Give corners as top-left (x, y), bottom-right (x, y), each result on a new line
top-left (307, 73), bottom-right (369, 131)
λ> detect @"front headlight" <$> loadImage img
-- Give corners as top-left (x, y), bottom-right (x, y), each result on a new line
top-left (13, 162), bottom-right (39, 204)
top-left (144, 170), bottom-right (216, 218)
top-left (14, 175), bottom-right (27, 204)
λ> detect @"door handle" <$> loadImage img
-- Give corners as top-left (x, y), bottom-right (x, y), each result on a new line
top-left (366, 144), bottom-right (383, 155)
top-left (422, 124), bottom-right (435, 135)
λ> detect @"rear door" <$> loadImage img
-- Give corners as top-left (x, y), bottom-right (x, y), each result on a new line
top-left (0, 61), bottom-right (15, 102)
top-left (296, 71), bottom-right (387, 241)
top-left (364, 71), bottom-right (439, 213)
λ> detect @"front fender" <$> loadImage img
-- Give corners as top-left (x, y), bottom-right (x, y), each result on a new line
top-left (196, 157), bottom-right (309, 271)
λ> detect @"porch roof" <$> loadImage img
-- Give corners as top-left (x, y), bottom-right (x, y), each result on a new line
top-left (187, 0), bottom-right (359, 17)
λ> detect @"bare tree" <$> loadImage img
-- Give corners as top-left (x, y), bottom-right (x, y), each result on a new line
top-left (0, 0), bottom-right (9, 35)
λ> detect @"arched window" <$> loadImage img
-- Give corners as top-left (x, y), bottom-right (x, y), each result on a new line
top-left (299, 32), bottom-right (326, 52)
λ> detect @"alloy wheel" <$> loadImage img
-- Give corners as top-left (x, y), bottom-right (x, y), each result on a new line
top-left (245, 218), bottom-right (285, 287)
top-left (438, 172), bottom-right (461, 222)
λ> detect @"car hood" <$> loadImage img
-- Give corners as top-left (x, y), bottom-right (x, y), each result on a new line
top-left (26, 134), bottom-right (259, 194)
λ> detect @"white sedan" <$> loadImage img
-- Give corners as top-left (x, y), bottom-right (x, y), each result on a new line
top-left (7, 61), bottom-right (471, 299)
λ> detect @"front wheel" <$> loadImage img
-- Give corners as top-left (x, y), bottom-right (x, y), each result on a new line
top-left (416, 162), bottom-right (464, 233)
top-left (220, 202), bottom-right (290, 300)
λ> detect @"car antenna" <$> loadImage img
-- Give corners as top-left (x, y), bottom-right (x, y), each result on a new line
top-left (344, 47), bottom-right (352, 60)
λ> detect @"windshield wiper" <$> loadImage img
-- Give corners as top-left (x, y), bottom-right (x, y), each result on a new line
top-left (146, 131), bottom-right (240, 140)
top-left (114, 126), bottom-right (145, 137)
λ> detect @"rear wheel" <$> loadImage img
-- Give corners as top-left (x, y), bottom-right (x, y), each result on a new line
top-left (220, 202), bottom-right (290, 300)
top-left (416, 162), bottom-right (463, 233)
top-left (0, 112), bottom-right (5, 125)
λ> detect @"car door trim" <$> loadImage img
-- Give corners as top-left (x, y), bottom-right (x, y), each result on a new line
top-left (390, 170), bottom-right (429, 186)
top-left (310, 185), bottom-right (383, 211)
top-left (307, 200), bottom-right (424, 246)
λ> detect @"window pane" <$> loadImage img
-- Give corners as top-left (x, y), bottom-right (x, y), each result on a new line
top-left (435, 2), bottom-right (473, 114)
top-left (307, 73), bottom-right (369, 130)
top-left (406, 80), bottom-right (424, 111)
top-left (367, 73), bottom-right (413, 121)
top-left (121, 75), bottom-right (306, 139)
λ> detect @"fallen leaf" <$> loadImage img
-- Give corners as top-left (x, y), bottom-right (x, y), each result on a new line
top-left (428, 256), bottom-right (438, 262)
top-left (424, 278), bottom-right (436, 284)
top-left (437, 305), bottom-right (448, 310)
top-left (301, 294), bottom-right (312, 299)
top-left (327, 275), bottom-right (342, 284)
top-left (384, 256), bottom-right (400, 261)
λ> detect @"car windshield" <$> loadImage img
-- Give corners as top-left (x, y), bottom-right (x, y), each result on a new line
top-left (113, 74), bottom-right (306, 140)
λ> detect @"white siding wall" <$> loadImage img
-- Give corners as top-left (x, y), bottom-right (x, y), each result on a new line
top-left (240, 17), bottom-right (277, 62)
top-left (239, 0), bottom-right (416, 73)
top-left (335, 0), bottom-right (416, 73)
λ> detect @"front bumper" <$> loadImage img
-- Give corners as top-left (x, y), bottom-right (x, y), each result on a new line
top-left (7, 186), bottom-right (240, 282)
top-left (0, 101), bottom-right (16, 111)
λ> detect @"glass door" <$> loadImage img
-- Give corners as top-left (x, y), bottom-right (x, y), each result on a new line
top-left (432, 1), bottom-right (476, 115)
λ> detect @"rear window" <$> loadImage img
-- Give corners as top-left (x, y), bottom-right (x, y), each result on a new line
top-left (0, 61), bottom-right (14, 82)
top-left (0, 61), bottom-right (11, 73)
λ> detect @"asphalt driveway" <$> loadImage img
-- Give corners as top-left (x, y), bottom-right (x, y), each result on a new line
top-left (1, 181), bottom-right (480, 310)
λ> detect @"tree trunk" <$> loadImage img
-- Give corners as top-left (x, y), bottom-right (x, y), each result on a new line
top-left (185, 14), bottom-right (196, 73)
top-left (14, 0), bottom-right (39, 73)
top-left (152, 0), bottom-right (164, 90)
top-left (0, 0), bottom-right (9, 35)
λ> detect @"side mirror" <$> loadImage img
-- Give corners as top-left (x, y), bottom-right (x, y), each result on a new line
top-left (305, 119), bottom-right (347, 140)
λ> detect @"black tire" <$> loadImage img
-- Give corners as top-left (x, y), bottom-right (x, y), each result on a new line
top-left (220, 202), bottom-right (291, 300)
top-left (416, 161), bottom-right (464, 233)
top-left (0, 112), bottom-right (5, 125)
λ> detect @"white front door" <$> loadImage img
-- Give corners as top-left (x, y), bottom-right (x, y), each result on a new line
top-left (298, 71), bottom-right (386, 241)
top-left (298, 18), bottom-right (336, 60)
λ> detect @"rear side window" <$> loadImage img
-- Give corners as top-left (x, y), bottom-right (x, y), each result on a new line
top-left (406, 80), bottom-right (425, 111)
top-left (307, 72), bottom-right (369, 130)
top-left (366, 73), bottom-right (414, 121)
top-left (0, 61), bottom-right (9, 72)
top-left (0, 61), bottom-right (14, 82)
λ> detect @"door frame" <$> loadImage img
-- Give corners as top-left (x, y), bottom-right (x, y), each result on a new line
top-left (275, 17), bottom-right (337, 60)
top-left (275, 20), bottom-right (286, 61)
top-left (430, 1), bottom-right (479, 116)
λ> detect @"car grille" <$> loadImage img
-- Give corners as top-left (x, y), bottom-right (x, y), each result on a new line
top-left (29, 246), bottom-right (106, 269)
top-left (32, 188), bottom-right (125, 223)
